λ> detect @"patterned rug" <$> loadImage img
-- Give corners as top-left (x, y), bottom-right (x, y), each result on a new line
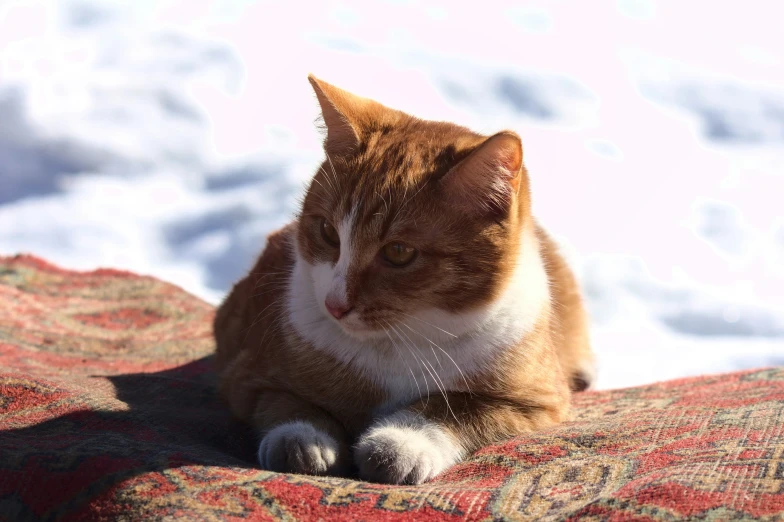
top-left (1, 254), bottom-right (783, 521)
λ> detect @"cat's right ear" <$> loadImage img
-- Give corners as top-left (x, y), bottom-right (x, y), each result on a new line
top-left (307, 75), bottom-right (364, 156)
top-left (440, 131), bottom-right (524, 217)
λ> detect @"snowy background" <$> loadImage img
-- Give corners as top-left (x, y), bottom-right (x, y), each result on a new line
top-left (1, 0), bottom-right (782, 389)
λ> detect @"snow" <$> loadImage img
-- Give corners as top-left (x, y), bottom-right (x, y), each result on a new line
top-left (1, 0), bottom-right (782, 389)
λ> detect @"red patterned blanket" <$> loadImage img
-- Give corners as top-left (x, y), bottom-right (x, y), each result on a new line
top-left (1, 255), bottom-right (783, 521)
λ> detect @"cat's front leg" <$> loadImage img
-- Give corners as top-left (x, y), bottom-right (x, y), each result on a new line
top-left (253, 392), bottom-right (350, 476)
top-left (258, 420), bottom-right (345, 475)
top-left (354, 409), bottom-right (464, 485)
top-left (355, 392), bottom-right (565, 484)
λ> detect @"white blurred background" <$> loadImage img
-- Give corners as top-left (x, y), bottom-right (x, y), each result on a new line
top-left (1, 0), bottom-right (782, 389)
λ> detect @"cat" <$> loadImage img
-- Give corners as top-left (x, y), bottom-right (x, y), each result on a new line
top-left (213, 75), bottom-right (595, 485)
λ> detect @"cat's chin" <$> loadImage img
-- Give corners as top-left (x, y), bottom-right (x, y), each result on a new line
top-left (341, 327), bottom-right (382, 341)
top-left (331, 315), bottom-right (386, 341)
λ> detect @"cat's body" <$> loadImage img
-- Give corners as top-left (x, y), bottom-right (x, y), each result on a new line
top-left (214, 76), bottom-right (594, 484)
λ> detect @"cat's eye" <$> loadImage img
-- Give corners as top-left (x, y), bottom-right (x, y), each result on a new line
top-left (320, 218), bottom-right (340, 247)
top-left (381, 242), bottom-right (417, 267)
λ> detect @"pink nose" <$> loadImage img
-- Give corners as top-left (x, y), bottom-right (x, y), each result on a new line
top-left (325, 299), bottom-right (352, 320)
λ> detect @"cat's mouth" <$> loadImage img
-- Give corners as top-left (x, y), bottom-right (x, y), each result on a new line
top-left (325, 309), bottom-right (384, 339)
top-left (335, 314), bottom-right (372, 333)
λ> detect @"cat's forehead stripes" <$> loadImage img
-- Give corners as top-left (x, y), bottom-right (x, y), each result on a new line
top-left (352, 183), bottom-right (422, 243)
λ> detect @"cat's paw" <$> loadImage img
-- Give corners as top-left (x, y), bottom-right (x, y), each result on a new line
top-left (258, 421), bottom-right (342, 475)
top-left (354, 412), bottom-right (463, 485)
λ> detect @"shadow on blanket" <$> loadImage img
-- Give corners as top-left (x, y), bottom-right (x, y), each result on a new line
top-left (1, 357), bottom-right (260, 518)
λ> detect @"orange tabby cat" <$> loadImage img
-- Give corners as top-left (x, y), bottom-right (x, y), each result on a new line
top-left (214, 75), bottom-right (594, 485)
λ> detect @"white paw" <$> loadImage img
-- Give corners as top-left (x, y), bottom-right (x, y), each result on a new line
top-left (258, 421), bottom-right (342, 475)
top-left (354, 412), bottom-right (463, 485)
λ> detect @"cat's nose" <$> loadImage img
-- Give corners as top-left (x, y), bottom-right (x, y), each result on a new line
top-left (325, 298), bottom-right (352, 320)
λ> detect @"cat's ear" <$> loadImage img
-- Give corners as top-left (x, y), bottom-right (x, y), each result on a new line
top-left (308, 74), bottom-right (384, 156)
top-left (440, 131), bottom-right (524, 216)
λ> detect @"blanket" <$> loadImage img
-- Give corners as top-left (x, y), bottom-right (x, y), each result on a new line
top-left (1, 254), bottom-right (783, 521)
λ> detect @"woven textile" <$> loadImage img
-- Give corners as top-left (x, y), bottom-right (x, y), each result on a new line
top-left (1, 254), bottom-right (783, 521)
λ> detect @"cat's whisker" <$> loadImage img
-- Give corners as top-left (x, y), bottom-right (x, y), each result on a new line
top-left (325, 152), bottom-right (338, 177)
top-left (249, 277), bottom-right (289, 292)
top-left (251, 308), bottom-right (288, 344)
top-left (391, 180), bottom-right (409, 224)
top-left (251, 271), bottom-right (292, 290)
top-left (250, 279), bottom-right (291, 298)
top-left (421, 357), bottom-right (458, 424)
top-left (376, 189), bottom-right (389, 215)
top-left (318, 166), bottom-right (338, 196)
top-left (252, 272), bottom-right (290, 284)
top-left (397, 327), bottom-right (441, 388)
top-left (425, 341), bottom-right (444, 371)
top-left (397, 181), bottom-right (428, 218)
top-left (395, 325), bottom-right (456, 422)
top-left (256, 320), bottom-right (285, 357)
top-left (397, 312), bottom-right (458, 338)
top-left (310, 177), bottom-right (328, 193)
top-left (251, 268), bottom-right (293, 277)
top-left (391, 324), bottom-right (442, 411)
top-left (251, 279), bottom-right (288, 297)
top-left (248, 268), bottom-right (291, 276)
top-left (388, 323), bottom-right (429, 407)
top-left (402, 322), bottom-right (474, 398)
top-left (324, 153), bottom-right (342, 193)
top-left (240, 296), bottom-right (285, 348)
top-left (382, 321), bottom-right (421, 403)
top-left (309, 180), bottom-right (339, 208)
top-left (250, 276), bottom-right (291, 292)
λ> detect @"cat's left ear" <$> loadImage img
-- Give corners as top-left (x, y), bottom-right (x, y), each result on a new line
top-left (440, 131), bottom-right (524, 216)
top-left (308, 74), bottom-right (396, 157)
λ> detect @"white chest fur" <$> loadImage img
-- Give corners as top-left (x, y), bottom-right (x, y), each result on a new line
top-left (285, 230), bottom-right (550, 409)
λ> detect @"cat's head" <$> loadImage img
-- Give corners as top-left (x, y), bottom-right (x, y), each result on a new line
top-left (293, 75), bottom-right (534, 341)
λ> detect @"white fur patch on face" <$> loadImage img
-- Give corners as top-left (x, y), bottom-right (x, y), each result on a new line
top-left (287, 226), bottom-right (550, 409)
top-left (354, 410), bottom-right (463, 484)
top-left (309, 210), bottom-right (375, 335)
top-left (327, 213), bottom-right (353, 303)
top-left (257, 420), bottom-right (342, 475)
